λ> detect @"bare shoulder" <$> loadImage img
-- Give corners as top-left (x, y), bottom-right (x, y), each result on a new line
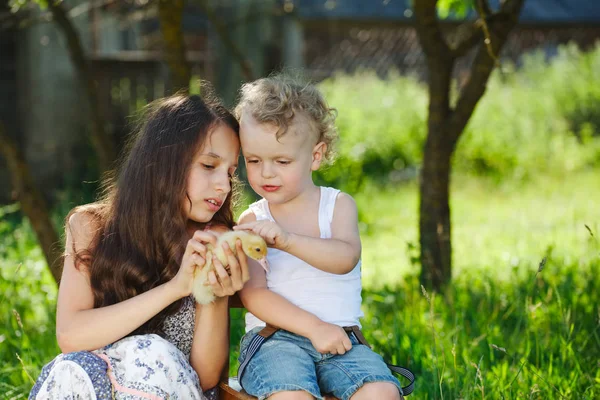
top-left (331, 191), bottom-right (360, 244)
top-left (237, 208), bottom-right (257, 225)
top-left (334, 191), bottom-right (358, 216)
top-left (66, 208), bottom-right (102, 255)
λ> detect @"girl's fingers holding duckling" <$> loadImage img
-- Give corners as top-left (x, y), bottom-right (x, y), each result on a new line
top-left (212, 255), bottom-right (235, 296)
top-left (184, 238), bottom-right (207, 259)
top-left (208, 270), bottom-right (227, 295)
top-left (235, 239), bottom-right (251, 284)
top-left (222, 241), bottom-right (243, 291)
top-left (225, 240), bottom-right (248, 291)
top-left (192, 230), bottom-right (218, 248)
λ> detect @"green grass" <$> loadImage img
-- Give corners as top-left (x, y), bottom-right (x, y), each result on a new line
top-left (354, 171), bottom-right (600, 399)
top-left (358, 169), bottom-right (600, 288)
top-left (3, 170), bottom-right (598, 399)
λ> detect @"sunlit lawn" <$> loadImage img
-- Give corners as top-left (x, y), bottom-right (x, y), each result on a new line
top-left (1, 169), bottom-right (599, 399)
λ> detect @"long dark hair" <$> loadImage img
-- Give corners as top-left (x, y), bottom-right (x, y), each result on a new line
top-left (67, 91), bottom-right (239, 335)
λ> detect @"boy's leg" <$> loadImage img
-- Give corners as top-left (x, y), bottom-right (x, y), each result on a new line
top-left (268, 392), bottom-right (316, 400)
top-left (316, 335), bottom-right (403, 400)
top-left (239, 330), bottom-right (322, 400)
top-left (348, 382), bottom-right (401, 400)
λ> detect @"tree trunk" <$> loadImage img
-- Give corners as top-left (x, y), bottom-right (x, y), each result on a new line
top-left (419, 59), bottom-right (454, 289)
top-left (47, 0), bottom-right (116, 174)
top-left (157, 0), bottom-right (191, 92)
top-left (0, 122), bottom-right (62, 284)
top-left (414, 0), bottom-right (524, 290)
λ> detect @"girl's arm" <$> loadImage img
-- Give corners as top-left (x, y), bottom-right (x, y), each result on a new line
top-left (190, 297), bottom-right (229, 391)
top-left (236, 192), bottom-right (362, 275)
top-left (56, 212), bottom-right (214, 353)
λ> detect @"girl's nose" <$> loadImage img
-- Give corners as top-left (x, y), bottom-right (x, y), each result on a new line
top-left (215, 171), bottom-right (231, 193)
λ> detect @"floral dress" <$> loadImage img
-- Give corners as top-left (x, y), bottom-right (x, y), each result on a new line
top-left (29, 296), bottom-right (217, 400)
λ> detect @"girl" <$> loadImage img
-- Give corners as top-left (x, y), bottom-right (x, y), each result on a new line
top-left (234, 75), bottom-right (406, 400)
top-left (30, 91), bottom-right (249, 399)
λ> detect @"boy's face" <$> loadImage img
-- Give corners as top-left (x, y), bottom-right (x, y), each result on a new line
top-left (240, 112), bottom-right (325, 205)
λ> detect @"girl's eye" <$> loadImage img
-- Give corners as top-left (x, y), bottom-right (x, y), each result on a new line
top-left (202, 164), bottom-right (215, 170)
top-left (247, 159), bottom-right (259, 164)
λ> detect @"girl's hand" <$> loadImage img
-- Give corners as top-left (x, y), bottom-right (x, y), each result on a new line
top-left (206, 240), bottom-right (250, 298)
top-left (169, 230), bottom-right (218, 299)
top-left (234, 221), bottom-right (291, 250)
top-left (308, 321), bottom-right (352, 355)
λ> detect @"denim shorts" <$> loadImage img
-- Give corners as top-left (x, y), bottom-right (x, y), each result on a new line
top-left (238, 327), bottom-right (402, 400)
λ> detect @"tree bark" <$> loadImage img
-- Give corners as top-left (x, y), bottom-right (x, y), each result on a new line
top-left (157, 0), bottom-right (192, 92)
top-left (414, 0), bottom-right (524, 290)
top-left (0, 122), bottom-right (62, 284)
top-left (419, 58), bottom-right (454, 290)
top-left (47, 0), bottom-right (116, 174)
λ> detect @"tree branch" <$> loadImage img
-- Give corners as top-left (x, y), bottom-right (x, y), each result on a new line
top-left (0, 122), bottom-right (62, 284)
top-left (476, 0), bottom-right (498, 66)
top-left (448, 0), bottom-right (525, 146)
top-left (478, 0), bottom-right (491, 16)
top-left (46, 0), bottom-right (116, 173)
top-left (450, 7), bottom-right (515, 59)
top-left (450, 19), bottom-right (484, 58)
top-left (413, 0), bottom-right (451, 60)
top-left (194, 0), bottom-right (255, 81)
top-left (157, 0), bottom-right (191, 91)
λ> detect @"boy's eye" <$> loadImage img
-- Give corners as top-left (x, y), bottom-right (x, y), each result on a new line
top-left (247, 159), bottom-right (259, 164)
top-left (277, 160), bottom-right (290, 165)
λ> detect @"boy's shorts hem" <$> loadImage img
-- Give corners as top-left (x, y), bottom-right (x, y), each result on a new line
top-left (254, 384), bottom-right (323, 400)
top-left (339, 373), bottom-right (404, 400)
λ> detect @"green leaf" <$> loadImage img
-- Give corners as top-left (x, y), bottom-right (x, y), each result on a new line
top-left (437, 0), bottom-right (474, 18)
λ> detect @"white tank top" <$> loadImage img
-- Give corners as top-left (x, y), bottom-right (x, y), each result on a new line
top-left (244, 186), bottom-right (364, 332)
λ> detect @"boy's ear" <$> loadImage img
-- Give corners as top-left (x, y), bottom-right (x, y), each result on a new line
top-left (311, 142), bottom-right (327, 171)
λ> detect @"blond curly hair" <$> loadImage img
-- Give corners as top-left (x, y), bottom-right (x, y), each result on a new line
top-left (235, 73), bottom-right (338, 164)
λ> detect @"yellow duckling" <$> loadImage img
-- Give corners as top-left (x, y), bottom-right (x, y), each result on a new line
top-left (192, 230), bottom-right (268, 304)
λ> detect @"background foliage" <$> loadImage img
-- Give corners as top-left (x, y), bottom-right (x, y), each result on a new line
top-left (1, 44), bottom-right (600, 398)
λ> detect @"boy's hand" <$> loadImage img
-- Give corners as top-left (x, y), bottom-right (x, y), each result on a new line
top-left (234, 221), bottom-right (292, 251)
top-left (308, 321), bottom-right (352, 355)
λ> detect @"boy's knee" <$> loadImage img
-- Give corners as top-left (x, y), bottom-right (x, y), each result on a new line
top-left (268, 391), bottom-right (315, 400)
top-left (350, 382), bottom-right (401, 400)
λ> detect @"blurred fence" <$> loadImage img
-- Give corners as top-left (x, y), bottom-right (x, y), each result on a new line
top-left (1, 15), bottom-right (600, 204)
top-left (304, 22), bottom-right (600, 79)
top-left (91, 51), bottom-right (211, 147)
top-left (90, 22), bottom-right (600, 146)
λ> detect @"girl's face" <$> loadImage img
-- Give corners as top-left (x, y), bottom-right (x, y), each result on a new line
top-left (185, 123), bottom-right (240, 223)
top-left (240, 112), bottom-right (325, 205)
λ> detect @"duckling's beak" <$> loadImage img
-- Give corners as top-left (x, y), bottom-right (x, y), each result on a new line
top-left (257, 257), bottom-right (269, 273)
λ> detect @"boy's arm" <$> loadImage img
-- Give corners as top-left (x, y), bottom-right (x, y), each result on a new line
top-left (239, 259), bottom-right (322, 337)
top-left (238, 209), bottom-right (353, 355)
top-left (236, 209), bottom-right (322, 336)
top-left (239, 258), bottom-right (352, 355)
top-left (237, 193), bottom-right (361, 275)
top-left (287, 192), bottom-right (361, 274)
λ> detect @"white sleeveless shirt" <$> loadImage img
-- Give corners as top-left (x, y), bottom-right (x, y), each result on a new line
top-left (245, 186), bottom-right (364, 332)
